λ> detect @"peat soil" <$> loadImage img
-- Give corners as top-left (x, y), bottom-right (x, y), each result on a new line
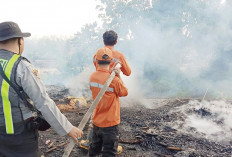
top-left (39, 86), bottom-right (232, 157)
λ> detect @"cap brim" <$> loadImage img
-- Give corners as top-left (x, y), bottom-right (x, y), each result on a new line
top-left (0, 32), bottom-right (31, 41)
top-left (21, 32), bottom-right (31, 37)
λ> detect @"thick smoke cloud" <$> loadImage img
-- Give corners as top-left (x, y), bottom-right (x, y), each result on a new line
top-left (24, 0), bottom-right (232, 99)
top-left (111, 0), bottom-right (232, 98)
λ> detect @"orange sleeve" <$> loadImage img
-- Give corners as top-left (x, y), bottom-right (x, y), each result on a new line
top-left (119, 53), bottom-right (131, 76)
top-left (112, 77), bottom-right (128, 97)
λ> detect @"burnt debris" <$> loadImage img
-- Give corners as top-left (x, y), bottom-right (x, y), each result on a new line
top-left (39, 87), bottom-right (232, 157)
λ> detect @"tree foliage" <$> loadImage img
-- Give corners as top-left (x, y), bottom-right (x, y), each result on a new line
top-left (25, 0), bottom-right (232, 97)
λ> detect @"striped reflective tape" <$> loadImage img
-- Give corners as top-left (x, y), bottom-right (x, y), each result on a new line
top-left (94, 57), bottom-right (119, 63)
top-left (1, 54), bottom-right (20, 134)
top-left (89, 82), bottom-right (114, 92)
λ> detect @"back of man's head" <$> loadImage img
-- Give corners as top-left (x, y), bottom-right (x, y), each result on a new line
top-left (96, 47), bottom-right (112, 65)
top-left (0, 21), bottom-right (31, 54)
top-left (103, 30), bottom-right (118, 46)
top-left (0, 21), bottom-right (30, 45)
top-left (0, 37), bottom-right (18, 45)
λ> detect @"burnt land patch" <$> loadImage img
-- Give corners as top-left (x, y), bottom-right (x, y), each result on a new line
top-left (39, 93), bottom-right (232, 157)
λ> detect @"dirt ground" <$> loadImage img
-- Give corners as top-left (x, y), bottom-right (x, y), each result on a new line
top-left (39, 94), bottom-right (232, 157)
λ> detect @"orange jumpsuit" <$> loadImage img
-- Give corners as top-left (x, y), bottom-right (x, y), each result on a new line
top-left (89, 67), bottom-right (128, 127)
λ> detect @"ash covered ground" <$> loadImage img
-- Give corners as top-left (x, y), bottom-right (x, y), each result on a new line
top-left (39, 86), bottom-right (232, 157)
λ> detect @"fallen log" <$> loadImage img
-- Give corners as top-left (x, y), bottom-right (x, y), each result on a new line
top-left (167, 147), bottom-right (182, 151)
top-left (45, 142), bottom-right (68, 154)
top-left (119, 136), bottom-right (142, 144)
top-left (48, 142), bottom-right (54, 148)
top-left (157, 142), bottom-right (182, 151)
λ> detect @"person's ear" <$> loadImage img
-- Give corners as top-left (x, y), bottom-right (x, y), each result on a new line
top-left (115, 40), bottom-right (117, 45)
top-left (19, 38), bottom-right (24, 45)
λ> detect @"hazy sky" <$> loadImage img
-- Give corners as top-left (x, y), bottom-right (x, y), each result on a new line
top-left (0, 0), bottom-right (100, 38)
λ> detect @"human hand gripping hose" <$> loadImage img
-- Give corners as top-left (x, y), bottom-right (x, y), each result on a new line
top-left (62, 63), bottom-right (122, 157)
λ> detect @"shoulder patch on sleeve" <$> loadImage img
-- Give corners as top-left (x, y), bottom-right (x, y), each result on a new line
top-left (33, 69), bottom-right (41, 79)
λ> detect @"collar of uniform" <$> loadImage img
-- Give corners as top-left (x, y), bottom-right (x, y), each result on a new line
top-left (104, 46), bottom-right (114, 51)
top-left (97, 67), bottom-right (110, 73)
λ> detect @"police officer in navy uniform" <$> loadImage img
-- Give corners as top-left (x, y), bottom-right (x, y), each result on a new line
top-left (0, 21), bottom-right (83, 157)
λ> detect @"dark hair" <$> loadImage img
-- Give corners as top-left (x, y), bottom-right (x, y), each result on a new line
top-left (98, 60), bottom-right (111, 65)
top-left (103, 30), bottom-right (118, 46)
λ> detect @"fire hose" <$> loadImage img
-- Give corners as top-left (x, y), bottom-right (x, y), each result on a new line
top-left (62, 64), bottom-right (121, 157)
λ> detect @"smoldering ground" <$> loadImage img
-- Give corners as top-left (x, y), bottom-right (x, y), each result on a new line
top-left (23, 0), bottom-right (232, 153)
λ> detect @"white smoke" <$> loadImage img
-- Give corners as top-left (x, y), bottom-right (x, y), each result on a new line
top-left (173, 100), bottom-right (232, 144)
top-left (112, 0), bottom-right (232, 98)
top-left (65, 66), bottom-right (92, 98)
top-left (23, 0), bottom-right (232, 98)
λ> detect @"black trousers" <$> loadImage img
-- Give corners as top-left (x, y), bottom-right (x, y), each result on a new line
top-left (89, 125), bottom-right (119, 157)
top-left (0, 129), bottom-right (40, 157)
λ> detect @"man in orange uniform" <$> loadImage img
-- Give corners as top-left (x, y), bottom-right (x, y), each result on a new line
top-left (80, 30), bottom-right (131, 153)
top-left (88, 47), bottom-right (128, 157)
top-left (93, 30), bottom-right (131, 76)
